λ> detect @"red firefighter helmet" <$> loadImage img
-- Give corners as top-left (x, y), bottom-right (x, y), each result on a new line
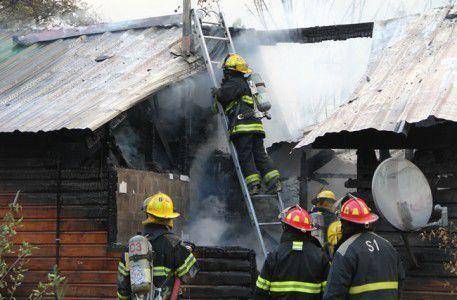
top-left (280, 205), bottom-right (316, 232)
top-left (339, 197), bottom-right (379, 225)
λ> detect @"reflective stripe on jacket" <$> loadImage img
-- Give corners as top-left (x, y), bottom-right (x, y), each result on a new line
top-left (323, 231), bottom-right (405, 300)
top-left (255, 230), bottom-right (330, 299)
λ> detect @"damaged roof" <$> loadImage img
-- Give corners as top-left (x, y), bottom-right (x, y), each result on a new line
top-left (0, 19), bottom-right (202, 133)
top-left (296, 6), bottom-right (456, 149)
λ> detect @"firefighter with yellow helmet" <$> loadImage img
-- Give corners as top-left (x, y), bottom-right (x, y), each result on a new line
top-left (310, 190), bottom-right (340, 258)
top-left (212, 54), bottom-right (281, 195)
top-left (117, 192), bottom-right (198, 299)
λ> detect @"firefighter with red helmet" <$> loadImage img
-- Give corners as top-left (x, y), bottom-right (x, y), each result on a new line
top-left (323, 196), bottom-right (405, 300)
top-left (255, 205), bottom-right (330, 299)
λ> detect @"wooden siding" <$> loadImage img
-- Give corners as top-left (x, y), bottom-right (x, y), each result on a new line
top-left (0, 161), bottom-right (119, 299)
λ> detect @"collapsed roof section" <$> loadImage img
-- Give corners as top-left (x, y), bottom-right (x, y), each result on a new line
top-left (0, 16), bottom-right (204, 133)
top-left (296, 6), bottom-right (456, 149)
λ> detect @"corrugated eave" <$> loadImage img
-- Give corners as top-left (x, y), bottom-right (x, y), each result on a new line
top-left (296, 6), bottom-right (456, 149)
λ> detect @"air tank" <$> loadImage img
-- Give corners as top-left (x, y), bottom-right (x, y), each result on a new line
top-left (128, 235), bottom-right (154, 295)
top-left (249, 73), bottom-right (272, 113)
top-left (310, 212), bottom-right (325, 246)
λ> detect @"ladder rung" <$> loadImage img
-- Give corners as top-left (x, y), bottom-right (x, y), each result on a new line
top-left (204, 35), bottom-right (229, 41)
top-left (259, 222), bottom-right (282, 226)
top-left (201, 21), bottom-right (222, 26)
top-left (211, 61), bottom-right (221, 64)
top-left (252, 194), bottom-right (278, 199)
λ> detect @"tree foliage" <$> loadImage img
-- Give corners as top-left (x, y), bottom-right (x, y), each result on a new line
top-left (0, 0), bottom-right (98, 29)
top-left (0, 201), bottom-right (66, 299)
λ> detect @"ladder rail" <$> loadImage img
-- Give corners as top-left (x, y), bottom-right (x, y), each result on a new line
top-left (193, 10), bottom-right (218, 88)
top-left (277, 193), bottom-right (285, 211)
top-left (219, 11), bottom-right (236, 54)
top-left (193, 9), bottom-right (267, 256)
top-left (192, 9), bottom-right (288, 258)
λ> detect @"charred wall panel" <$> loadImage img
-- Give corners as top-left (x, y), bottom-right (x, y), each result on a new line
top-left (115, 168), bottom-right (190, 245)
top-left (0, 131), bottom-right (112, 236)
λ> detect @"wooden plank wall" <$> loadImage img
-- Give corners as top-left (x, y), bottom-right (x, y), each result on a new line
top-left (0, 160), bottom-right (259, 299)
top-left (0, 156), bottom-right (120, 299)
top-left (352, 149), bottom-right (457, 300)
top-left (0, 131), bottom-right (259, 299)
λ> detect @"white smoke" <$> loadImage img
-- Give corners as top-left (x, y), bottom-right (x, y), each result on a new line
top-left (186, 131), bottom-right (234, 246)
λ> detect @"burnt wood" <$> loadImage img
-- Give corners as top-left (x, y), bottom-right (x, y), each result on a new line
top-left (194, 246), bottom-right (255, 260)
top-left (191, 271), bottom-right (252, 286)
top-left (232, 22), bottom-right (373, 45)
top-left (182, 285), bottom-right (252, 299)
top-left (197, 258), bottom-right (252, 272)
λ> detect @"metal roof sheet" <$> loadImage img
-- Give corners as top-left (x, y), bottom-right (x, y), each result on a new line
top-left (296, 6), bottom-right (456, 149)
top-left (0, 26), bottom-right (202, 132)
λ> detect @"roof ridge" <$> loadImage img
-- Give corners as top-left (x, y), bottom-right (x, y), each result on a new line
top-left (12, 14), bottom-right (182, 47)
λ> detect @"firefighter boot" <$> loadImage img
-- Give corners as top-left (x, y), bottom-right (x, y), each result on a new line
top-left (266, 178), bottom-right (282, 194)
top-left (248, 182), bottom-right (261, 195)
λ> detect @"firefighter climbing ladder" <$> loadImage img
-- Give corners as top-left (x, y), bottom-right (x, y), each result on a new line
top-left (191, 8), bottom-right (285, 257)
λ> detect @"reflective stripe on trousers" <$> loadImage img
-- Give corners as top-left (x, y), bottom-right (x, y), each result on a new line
top-left (264, 170), bottom-right (280, 183)
top-left (246, 173), bottom-right (261, 185)
top-left (349, 281), bottom-right (398, 294)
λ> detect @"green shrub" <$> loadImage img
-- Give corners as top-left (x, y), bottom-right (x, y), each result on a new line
top-left (0, 201), bottom-right (66, 299)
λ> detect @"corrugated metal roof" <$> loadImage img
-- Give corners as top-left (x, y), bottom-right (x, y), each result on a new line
top-left (0, 26), bottom-right (202, 132)
top-left (296, 6), bottom-right (456, 148)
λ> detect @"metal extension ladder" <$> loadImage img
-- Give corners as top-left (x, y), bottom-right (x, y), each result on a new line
top-left (191, 8), bottom-right (285, 257)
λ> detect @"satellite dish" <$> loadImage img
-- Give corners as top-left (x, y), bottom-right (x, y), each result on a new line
top-left (372, 158), bottom-right (433, 231)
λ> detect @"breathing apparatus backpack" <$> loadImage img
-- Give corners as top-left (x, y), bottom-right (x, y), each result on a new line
top-left (310, 211), bottom-right (325, 247)
top-left (128, 235), bottom-right (156, 299)
top-left (247, 73), bottom-right (272, 119)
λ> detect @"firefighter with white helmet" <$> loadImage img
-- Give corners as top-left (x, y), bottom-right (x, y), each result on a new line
top-left (117, 192), bottom-right (198, 299)
top-left (255, 205), bottom-right (330, 299)
top-left (323, 196), bottom-right (405, 299)
top-left (212, 53), bottom-right (281, 195)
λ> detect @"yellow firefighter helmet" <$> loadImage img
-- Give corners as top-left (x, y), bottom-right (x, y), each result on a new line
top-left (221, 54), bottom-right (253, 74)
top-left (312, 190), bottom-right (336, 209)
top-left (317, 190), bottom-right (336, 201)
top-left (142, 192), bottom-right (180, 225)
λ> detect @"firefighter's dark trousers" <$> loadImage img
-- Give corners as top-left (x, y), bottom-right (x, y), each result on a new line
top-left (232, 133), bottom-right (280, 187)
